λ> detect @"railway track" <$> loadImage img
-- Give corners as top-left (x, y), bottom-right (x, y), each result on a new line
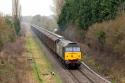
top-left (80, 62), bottom-right (111, 83)
top-left (31, 25), bottom-right (111, 83)
top-left (69, 70), bottom-right (93, 83)
top-left (65, 61), bottom-right (111, 83)
top-left (32, 29), bottom-right (94, 83)
top-left (41, 42), bottom-right (110, 83)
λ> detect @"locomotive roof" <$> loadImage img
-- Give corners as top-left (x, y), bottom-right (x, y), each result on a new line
top-left (59, 39), bottom-right (77, 47)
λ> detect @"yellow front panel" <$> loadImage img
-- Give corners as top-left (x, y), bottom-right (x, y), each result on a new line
top-left (64, 52), bottom-right (81, 60)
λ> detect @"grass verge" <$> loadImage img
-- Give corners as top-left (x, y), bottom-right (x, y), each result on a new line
top-left (25, 33), bottom-right (62, 83)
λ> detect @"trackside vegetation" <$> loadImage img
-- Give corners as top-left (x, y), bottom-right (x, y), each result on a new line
top-left (26, 33), bottom-right (62, 83)
top-left (0, 15), bottom-right (16, 51)
top-left (0, 14), bottom-right (21, 51)
top-left (57, 0), bottom-right (125, 82)
top-left (58, 0), bottom-right (125, 30)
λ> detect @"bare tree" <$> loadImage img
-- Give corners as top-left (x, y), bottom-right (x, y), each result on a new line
top-left (12, 0), bottom-right (21, 34)
top-left (52, 0), bottom-right (65, 19)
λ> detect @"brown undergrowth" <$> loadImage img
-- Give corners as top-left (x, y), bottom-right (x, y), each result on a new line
top-left (0, 37), bottom-right (32, 83)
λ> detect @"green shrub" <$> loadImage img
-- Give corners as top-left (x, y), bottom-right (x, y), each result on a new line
top-left (0, 15), bottom-right (16, 51)
top-left (58, 0), bottom-right (125, 30)
top-left (97, 31), bottom-right (106, 45)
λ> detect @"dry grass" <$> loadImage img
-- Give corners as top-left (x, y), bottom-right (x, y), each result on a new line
top-left (0, 36), bottom-right (32, 83)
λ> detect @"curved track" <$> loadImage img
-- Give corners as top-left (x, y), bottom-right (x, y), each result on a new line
top-left (69, 70), bottom-right (93, 83)
top-left (80, 62), bottom-right (111, 83)
top-left (31, 25), bottom-right (111, 83)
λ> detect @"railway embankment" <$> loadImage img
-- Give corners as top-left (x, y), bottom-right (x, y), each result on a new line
top-left (57, 14), bottom-right (125, 83)
top-left (0, 36), bottom-right (32, 83)
top-left (25, 30), bottom-right (62, 83)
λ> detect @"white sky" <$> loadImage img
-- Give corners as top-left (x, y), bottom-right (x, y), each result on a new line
top-left (0, 0), bottom-right (54, 16)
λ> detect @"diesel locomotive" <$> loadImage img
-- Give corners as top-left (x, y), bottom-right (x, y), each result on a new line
top-left (31, 25), bottom-right (82, 68)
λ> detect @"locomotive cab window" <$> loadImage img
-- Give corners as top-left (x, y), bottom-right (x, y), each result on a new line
top-left (73, 47), bottom-right (80, 52)
top-left (65, 47), bottom-right (80, 52)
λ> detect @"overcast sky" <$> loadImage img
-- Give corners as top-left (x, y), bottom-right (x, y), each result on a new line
top-left (0, 0), bottom-right (54, 16)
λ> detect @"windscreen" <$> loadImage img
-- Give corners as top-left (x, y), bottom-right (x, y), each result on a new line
top-left (65, 47), bottom-right (80, 52)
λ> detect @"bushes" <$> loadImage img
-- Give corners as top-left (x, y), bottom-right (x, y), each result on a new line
top-left (58, 0), bottom-right (125, 30)
top-left (86, 13), bottom-right (125, 57)
top-left (0, 37), bottom-right (27, 83)
top-left (0, 15), bottom-right (16, 51)
top-left (58, 0), bottom-right (125, 57)
top-left (58, 0), bottom-right (125, 56)
top-left (106, 25), bottom-right (125, 56)
top-left (97, 31), bottom-right (106, 45)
